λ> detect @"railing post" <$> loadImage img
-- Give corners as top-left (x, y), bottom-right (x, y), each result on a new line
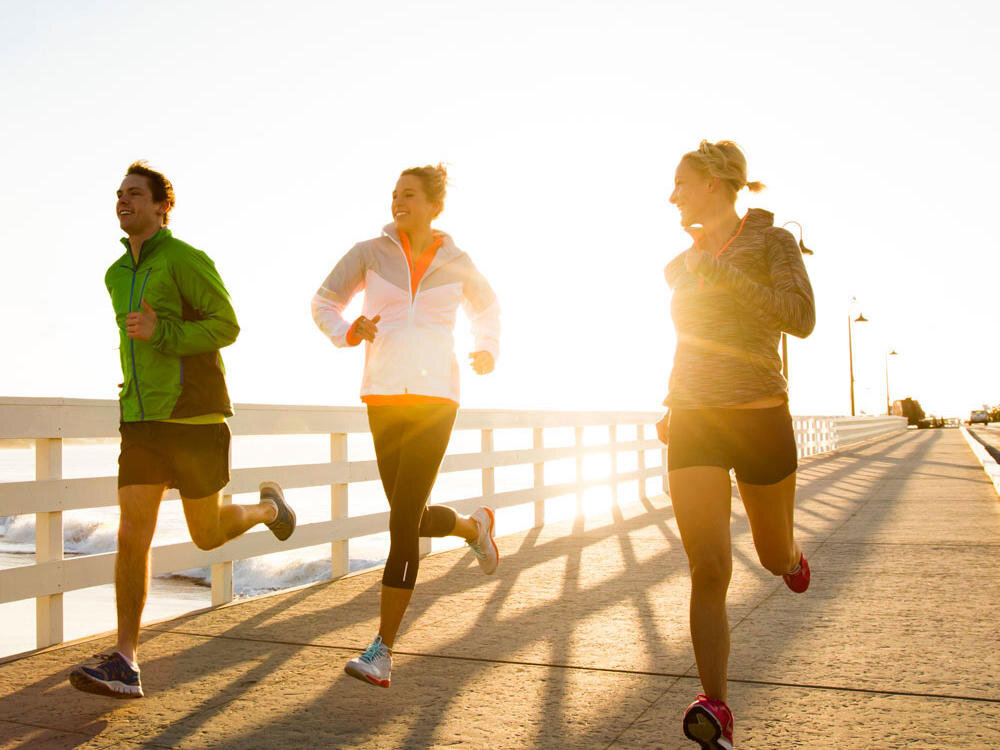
top-left (533, 427), bottom-right (544, 528)
top-left (481, 429), bottom-right (495, 498)
top-left (330, 433), bottom-right (349, 579)
top-left (35, 438), bottom-right (64, 648)
top-left (609, 424), bottom-right (619, 505)
top-left (575, 425), bottom-right (584, 517)
top-left (661, 426), bottom-right (668, 496)
top-left (637, 423), bottom-right (647, 499)
top-left (211, 439), bottom-right (234, 606)
top-left (474, 427), bottom-right (496, 555)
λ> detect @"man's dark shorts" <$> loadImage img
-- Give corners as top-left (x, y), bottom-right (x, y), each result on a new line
top-left (118, 421), bottom-right (231, 498)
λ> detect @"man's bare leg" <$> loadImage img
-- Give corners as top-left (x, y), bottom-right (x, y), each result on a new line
top-left (115, 483), bottom-right (165, 664)
top-left (181, 491), bottom-right (278, 551)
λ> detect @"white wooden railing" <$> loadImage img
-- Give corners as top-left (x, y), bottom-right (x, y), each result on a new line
top-left (792, 415), bottom-right (838, 456)
top-left (0, 398), bottom-right (905, 655)
top-left (834, 416), bottom-right (908, 448)
top-left (1, 398), bottom-right (667, 653)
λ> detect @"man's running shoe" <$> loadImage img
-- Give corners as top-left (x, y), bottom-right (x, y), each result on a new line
top-left (683, 694), bottom-right (733, 749)
top-left (344, 635), bottom-right (392, 687)
top-left (69, 652), bottom-right (143, 698)
top-left (782, 553), bottom-right (810, 593)
top-left (260, 481), bottom-right (296, 541)
top-left (467, 506), bottom-right (499, 575)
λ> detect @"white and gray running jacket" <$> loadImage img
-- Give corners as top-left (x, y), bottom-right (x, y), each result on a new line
top-left (311, 224), bottom-right (500, 403)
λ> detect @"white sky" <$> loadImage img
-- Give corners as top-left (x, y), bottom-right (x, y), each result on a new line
top-left (1, 0), bottom-right (998, 418)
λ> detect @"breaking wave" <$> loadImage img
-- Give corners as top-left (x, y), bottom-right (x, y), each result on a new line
top-left (0, 514), bottom-right (384, 597)
top-left (168, 554), bottom-right (385, 596)
top-left (0, 514), bottom-right (118, 555)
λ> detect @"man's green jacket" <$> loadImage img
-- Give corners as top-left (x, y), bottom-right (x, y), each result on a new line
top-left (105, 228), bottom-right (239, 422)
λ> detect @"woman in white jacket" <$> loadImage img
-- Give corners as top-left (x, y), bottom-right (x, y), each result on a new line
top-left (311, 164), bottom-right (501, 688)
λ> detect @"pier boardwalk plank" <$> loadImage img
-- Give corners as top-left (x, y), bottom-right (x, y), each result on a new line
top-left (1, 430), bottom-right (998, 749)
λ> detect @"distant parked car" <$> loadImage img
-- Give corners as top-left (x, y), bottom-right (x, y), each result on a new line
top-left (969, 410), bottom-right (989, 425)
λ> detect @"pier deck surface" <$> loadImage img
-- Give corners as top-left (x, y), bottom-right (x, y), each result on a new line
top-left (1, 429), bottom-right (998, 748)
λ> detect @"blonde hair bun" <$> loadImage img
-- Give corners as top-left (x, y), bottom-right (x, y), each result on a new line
top-left (400, 163), bottom-right (449, 205)
top-left (683, 140), bottom-right (766, 196)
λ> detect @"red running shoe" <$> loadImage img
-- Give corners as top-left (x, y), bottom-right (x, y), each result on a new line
top-left (683, 694), bottom-right (733, 749)
top-left (782, 553), bottom-right (810, 593)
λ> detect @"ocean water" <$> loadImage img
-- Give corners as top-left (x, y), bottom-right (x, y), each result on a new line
top-left (0, 425), bottom-right (659, 658)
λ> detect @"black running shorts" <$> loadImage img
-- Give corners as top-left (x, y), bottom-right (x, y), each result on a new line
top-left (666, 403), bottom-right (798, 485)
top-left (118, 421), bottom-right (231, 498)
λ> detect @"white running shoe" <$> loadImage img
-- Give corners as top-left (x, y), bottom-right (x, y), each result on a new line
top-left (468, 506), bottom-right (499, 575)
top-left (344, 636), bottom-right (392, 688)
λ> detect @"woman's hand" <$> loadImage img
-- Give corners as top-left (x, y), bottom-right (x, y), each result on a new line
top-left (655, 412), bottom-right (669, 445)
top-left (351, 314), bottom-right (380, 342)
top-left (684, 247), bottom-right (711, 276)
top-left (469, 351), bottom-right (494, 375)
top-left (682, 225), bottom-right (711, 276)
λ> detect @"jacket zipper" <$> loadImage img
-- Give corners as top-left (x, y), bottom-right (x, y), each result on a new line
top-left (389, 231), bottom-right (449, 394)
top-left (393, 243), bottom-right (417, 316)
top-left (127, 264), bottom-right (144, 420)
top-left (138, 268), bottom-right (152, 304)
top-left (397, 242), bottom-right (415, 394)
top-left (126, 263), bottom-right (152, 421)
top-left (388, 236), bottom-right (419, 393)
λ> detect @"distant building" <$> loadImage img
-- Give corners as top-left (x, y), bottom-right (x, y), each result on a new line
top-left (892, 398), bottom-right (925, 426)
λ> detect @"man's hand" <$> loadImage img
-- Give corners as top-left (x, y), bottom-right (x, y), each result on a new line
top-left (125, 299), bottom-right (157, 341)
top-left (469, 351), bottom-right (494, 375)
top-left (352, 314), bottom-right (380, 343)
top-left (655, 412), bottom-right (669, 445)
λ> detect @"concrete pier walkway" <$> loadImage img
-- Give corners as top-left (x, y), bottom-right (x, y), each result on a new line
top-left (1, 429), bottom-right (998, 748)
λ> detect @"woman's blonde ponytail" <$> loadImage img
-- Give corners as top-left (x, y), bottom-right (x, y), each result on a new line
top-left (682, 140), bottom-right (765, 197)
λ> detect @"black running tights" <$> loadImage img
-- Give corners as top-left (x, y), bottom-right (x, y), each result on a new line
top-left (367, 404), bottom-right (459, 590)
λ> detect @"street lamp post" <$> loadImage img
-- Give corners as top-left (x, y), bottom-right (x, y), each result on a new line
top-left (848, 311), bottom-right (868, 417)
top-left (885, 349), bottom-right (898, 415)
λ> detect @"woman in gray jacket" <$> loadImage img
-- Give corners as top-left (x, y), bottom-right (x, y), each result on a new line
top-left (660, 140), bottom-right (815, 749)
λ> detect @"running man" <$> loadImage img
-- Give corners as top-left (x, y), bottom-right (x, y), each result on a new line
top-left (660, 141), bottom-right (815, 748)
top-left (69, 161), bottom-right (296, 698)
top-left (312, 163), bottom-right (500, 688)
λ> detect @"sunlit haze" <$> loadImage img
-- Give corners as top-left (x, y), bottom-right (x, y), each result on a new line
top-left (2, 1), bottom-right (998, 418)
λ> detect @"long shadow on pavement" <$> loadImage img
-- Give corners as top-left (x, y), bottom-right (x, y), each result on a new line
top-left (6, 430), bottom-right (986, 748)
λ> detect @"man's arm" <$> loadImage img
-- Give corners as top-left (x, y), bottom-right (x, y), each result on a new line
top-left (148, 250), bottom-right (240, 356)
